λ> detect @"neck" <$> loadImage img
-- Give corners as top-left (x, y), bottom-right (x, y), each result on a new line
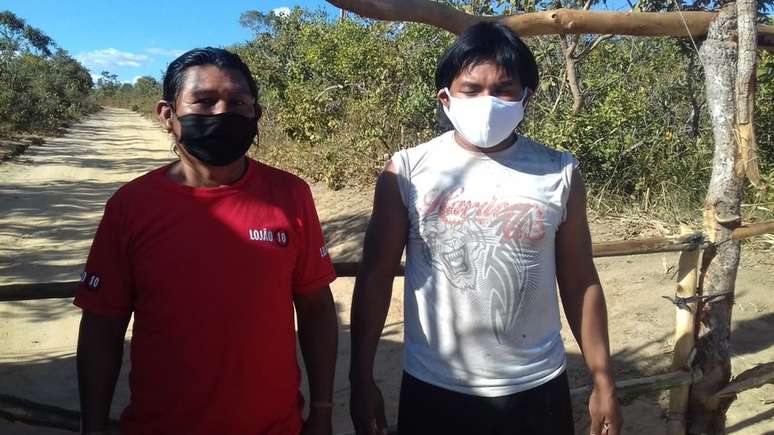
top-left (168, 154), bottom-right (248, 188)
top-left (453, 131), bottom-right (518, 154)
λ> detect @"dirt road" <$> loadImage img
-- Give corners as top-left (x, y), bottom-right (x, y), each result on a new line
top-left (1, 108), bottom-right (772, 434)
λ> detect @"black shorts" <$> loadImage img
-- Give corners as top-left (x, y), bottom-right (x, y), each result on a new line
top-left (397, 371), bottom-right (575, 435)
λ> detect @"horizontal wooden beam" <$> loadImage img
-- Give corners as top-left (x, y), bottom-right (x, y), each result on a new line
top-left (714, 361), bottom-right (774, 399)
top-left (0, 393), bottom-right (117, 433)
top-left (0, 281), bottom-right (80, 302)
top-left (2, 221), bottom-right (771, 302)
top-left (327, 0), bottom-right (774, 51)
top-left (591, 232), bottom-right (705, 257)
top-left (0, 369), bottom-right (706, 434)
top-left (730, 221), bottom-right (774, 241)
top-left (570, 369), bottom-right (702, 398)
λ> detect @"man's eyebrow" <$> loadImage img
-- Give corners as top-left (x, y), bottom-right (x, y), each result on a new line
top-left (186, 87), bottom-right (251, 97)
top-left (187, 88), bottom-right (218, 96)
top-left (494, 79), bottom-right (518, 86)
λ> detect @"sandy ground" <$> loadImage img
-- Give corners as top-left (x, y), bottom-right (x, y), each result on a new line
top-left (1, 108), bottom-right (772, 434)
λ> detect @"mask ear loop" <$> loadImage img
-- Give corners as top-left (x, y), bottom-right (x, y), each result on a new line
top-left (519, 88), bottom-right (529, 104)
top-left (165, 101), bottom-right (180, 158)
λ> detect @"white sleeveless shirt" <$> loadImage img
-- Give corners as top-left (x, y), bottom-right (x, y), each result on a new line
top-left (391, 131), bottom-right (578, 397)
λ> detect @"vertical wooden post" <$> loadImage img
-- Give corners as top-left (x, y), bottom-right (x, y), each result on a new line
top-left (688, 4), bottom-right (745, 434)
top-left (667, 226), bottom-right (700, 435)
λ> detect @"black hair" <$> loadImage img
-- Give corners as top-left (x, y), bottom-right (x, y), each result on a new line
top-left (434, 22), bottom-right (539, 92)
top-left (162, 47), bottom-right (259, 107)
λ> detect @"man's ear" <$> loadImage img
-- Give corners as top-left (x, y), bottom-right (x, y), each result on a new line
top-left (437, 88), bottom-right (450, 109)
top-left (156, 100), bottom-right (174, 132)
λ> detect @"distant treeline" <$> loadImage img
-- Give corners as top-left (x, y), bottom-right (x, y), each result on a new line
top-left (0, 11), bottom-right (96, 136)
top-left (93, 71), bottom-right (161, 119)
top-left (102, 4), bottom-right (774, 210)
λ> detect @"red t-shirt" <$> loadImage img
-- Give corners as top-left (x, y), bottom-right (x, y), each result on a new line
top-left (74, 158), bottom-right (336, 435)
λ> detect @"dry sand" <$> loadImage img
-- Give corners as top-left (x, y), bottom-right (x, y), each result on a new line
top-left (1, 108), bottom-right (772, 434)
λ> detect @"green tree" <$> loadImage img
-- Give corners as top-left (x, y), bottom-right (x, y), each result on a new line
top-left (0, 10), bottom-right (94, 135)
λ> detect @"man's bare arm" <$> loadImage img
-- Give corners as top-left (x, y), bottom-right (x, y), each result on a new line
top-left (295, 286), bottom-right (338, 434)
top-left (556, 169), bottom-right (622, 435)
top-left (349, 161), bottom-right (408, 434)
top-left (77, 311), bottom-right (130, 433)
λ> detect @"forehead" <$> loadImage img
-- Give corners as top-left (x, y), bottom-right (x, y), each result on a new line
top-left (178, 64), bottom-right (252, 95)
top-left (454, 61), bottom-right (518, 84)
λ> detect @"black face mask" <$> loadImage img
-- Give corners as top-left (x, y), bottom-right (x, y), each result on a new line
top-left (176, 112), bottom-right (258, 166)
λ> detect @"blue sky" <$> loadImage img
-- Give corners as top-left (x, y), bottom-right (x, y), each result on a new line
top-left (3, 0), bottom-right (337, 83)
top-left (4, 0), bottom-right (639, 84)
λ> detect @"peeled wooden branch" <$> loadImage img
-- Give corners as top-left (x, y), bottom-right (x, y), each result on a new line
top-left (730, 221), bottom-right (774, 240)
top-left (570, 369), bottom-right (703, 398)
top-left (591, 232), bottom-right (706, 257)
top-left (714, 362), bottom-right (774, 399)
top-left (667, 226), bottom-right (700, 435)
top-left (327, 0), bottom-right (774, 50)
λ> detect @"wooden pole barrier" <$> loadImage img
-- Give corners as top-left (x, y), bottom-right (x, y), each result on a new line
top-left (1, 221), bottom-right (772, 302)
top-left (666, 226), bottom-right (701, 435)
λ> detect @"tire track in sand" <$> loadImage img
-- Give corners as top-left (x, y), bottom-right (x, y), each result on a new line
top-left (0, 107), bottom-right (174, 286)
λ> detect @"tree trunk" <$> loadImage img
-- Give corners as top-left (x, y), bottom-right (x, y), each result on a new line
top-left (735, 0), bottom-right (760, 186)
top-left (688, 4), bottom-right (744, 434)
top-left (559, 35), bottom-right (583, 114)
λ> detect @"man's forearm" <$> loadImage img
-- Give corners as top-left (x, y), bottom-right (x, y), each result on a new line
top-left (576, 284), bottom-right (615, 389)
top-left (77, 313), bottom-right (129, 432)
top-left (348, 276), bottom-right (393, 383)
top-left (296, 288), bottom-right (338, 404)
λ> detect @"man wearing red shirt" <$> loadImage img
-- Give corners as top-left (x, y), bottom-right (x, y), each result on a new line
top-left (75, 47), bottom-right (338, 435)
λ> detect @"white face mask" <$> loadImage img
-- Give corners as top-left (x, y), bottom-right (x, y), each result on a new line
top-left (442, 88), bottom-right (528, 149)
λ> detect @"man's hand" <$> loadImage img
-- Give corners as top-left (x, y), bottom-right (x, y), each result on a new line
top-left (350, 378), bottom-right (388, 435)
top-left (588, 384), bottom-right (622, 435)
top-left (302, 407), bottom-right (333, 435)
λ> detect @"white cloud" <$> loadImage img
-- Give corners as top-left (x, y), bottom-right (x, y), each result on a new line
top-left (272, 7), bottom-right (291, 16)
top-left (145, 47), bottom-right (185, 57)
top-left (76, 48), bottom-right (150, 69)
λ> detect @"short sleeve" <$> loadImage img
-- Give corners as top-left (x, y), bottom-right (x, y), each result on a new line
top-left (73, 198), bottom-right (134, 316)
top-left (559, 151), bottom-right (580, 223)
top-left (292, 183), bottom-right (337, 295)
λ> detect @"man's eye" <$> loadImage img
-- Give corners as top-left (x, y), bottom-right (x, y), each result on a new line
top-left (195, 99), bottom-right (216, 105)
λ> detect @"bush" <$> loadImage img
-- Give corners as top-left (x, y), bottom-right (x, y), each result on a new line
top-left (0, 11), bottom-right (95, 136)
top-left (235, 8), bottom-right (772, 212)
